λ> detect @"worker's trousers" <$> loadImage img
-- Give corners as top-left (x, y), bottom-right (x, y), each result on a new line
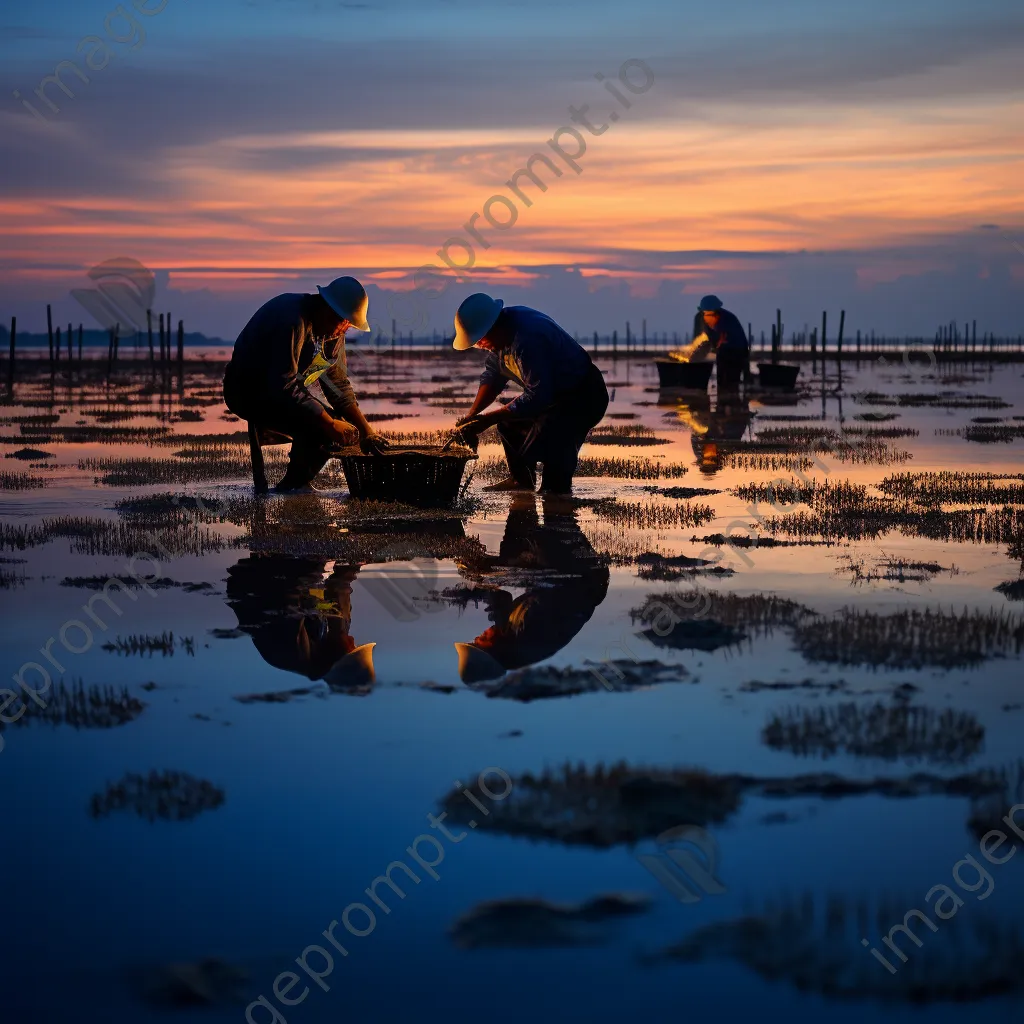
top-left (716, 347), bottom-right (749, 391)
top-left (497, 362), bottom-right (609, 494)
top-left (223, 370), bottom-right (335, 490)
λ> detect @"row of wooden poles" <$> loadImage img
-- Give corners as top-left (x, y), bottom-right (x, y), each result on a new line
top-left (378, 310), bottom-right (1021, 359)
top-left (5, 306), bottom-right (185, 380)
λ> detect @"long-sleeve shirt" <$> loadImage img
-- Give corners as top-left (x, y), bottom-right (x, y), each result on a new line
top-left (225, 293), bottom-right (357, 426)
top-left (699, 308), bottom-right (749, 354)
top-left (478, 305), bottom-right (593, 418)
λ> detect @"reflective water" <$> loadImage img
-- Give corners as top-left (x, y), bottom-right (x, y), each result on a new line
top-left (2, 352), bottom-right (1023, 1023)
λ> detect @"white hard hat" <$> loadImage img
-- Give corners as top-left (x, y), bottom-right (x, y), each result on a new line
top-left (454, 641), bottom-right (506, 683)
top-left (453, 293), bottom-right (503, 350)
top-left (318, 276), bottom-right (370, 332)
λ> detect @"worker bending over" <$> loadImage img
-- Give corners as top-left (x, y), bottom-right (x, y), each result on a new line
top-left (694, 294), bottom-right (750, 390)
top-left (452, 294), bottom-right (609, 495)
top-left (223, 276), bottom-right (386, 493)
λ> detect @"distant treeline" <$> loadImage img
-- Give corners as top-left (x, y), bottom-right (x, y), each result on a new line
top-left (0, 326), bottom-right (229, 348)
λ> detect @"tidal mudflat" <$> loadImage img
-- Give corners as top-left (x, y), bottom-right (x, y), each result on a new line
top-left (3, 351), bottom-right (1023, 1023)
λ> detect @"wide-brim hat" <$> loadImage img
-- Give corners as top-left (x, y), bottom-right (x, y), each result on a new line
top-left (453, 293), bottom-right (503, 350)
top-left (318, 276), bottom-right (370, 332)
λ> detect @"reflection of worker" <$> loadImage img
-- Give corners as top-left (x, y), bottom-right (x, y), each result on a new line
top-left (693, 294), bottom-right (749, 391)
top-left (223, 277), bottom-right (388, 494)
top-left (225, 553), bottom-right (375, 691)
top-left (454, 495), bottom-right (610, 682)
top-left (451, 294), bottom-right (609, 495)
top-left (674, 393), bottom-right (754, 475)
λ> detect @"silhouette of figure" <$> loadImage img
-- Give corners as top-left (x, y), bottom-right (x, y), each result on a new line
top-left (454, 495), bottom-right (610, 682)
top-left (672, 392), bottom-right (754, 476)
top-left (225, 553), bottom-right (375, 692)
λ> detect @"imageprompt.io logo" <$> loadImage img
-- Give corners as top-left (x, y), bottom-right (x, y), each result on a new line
top-left (636, 824), bottom-right (727, 904)
top-left (359, 542), bottom-right (443, 623)
top-left (70, 257), bottom-right (155, 332)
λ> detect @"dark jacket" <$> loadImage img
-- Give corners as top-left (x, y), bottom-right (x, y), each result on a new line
top-left (479, 306), bottom-right (594, 418)
top-left (224, 293), bottom-right (357, 428)
top-left (696, 308), bottom-right (749, 354)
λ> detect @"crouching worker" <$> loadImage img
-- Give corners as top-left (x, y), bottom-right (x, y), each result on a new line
top-left (695, 293), bottom-right (750, 391)
top-left (452, 294), bottom-right (609, 495)
top-left (223, 276), bottom-right (387, 494)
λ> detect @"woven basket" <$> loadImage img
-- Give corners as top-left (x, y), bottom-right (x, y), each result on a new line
top-left (336, 444), bottom-right (478, 507)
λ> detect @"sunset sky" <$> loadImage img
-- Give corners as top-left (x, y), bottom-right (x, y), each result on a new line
top-left (2, 0), bottom-right (1023, 339)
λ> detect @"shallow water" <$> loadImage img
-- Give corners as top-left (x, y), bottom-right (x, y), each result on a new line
top-left (3, 352), bottom-right (1024, 1023)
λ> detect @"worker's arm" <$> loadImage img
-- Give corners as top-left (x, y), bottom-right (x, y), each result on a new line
top-left (320, 337), bottom-right (386, 448)
top-left (457, 352), bottom-right (508, 428)
top-left (462, 379), bottom-right (505, 420)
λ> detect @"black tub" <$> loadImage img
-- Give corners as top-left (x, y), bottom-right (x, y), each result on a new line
top-left (757, 362), bottom-right (801, 389)
top-left (654, 359), bottom-right (715, 390)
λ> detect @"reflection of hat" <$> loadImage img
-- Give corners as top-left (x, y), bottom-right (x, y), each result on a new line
top-left (454, 642), bottom-right (506, 683)
top-left (697, 294), bottom-right (723, 312)
top-left (323, 642), bottom-right (376, 688)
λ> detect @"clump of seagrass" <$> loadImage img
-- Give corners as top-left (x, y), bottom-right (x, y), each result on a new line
top-left (879, 471), bottom-right (1024, 505)
top-left (585, 424), bottom-right (669, 446)
top-left (23, 425), bottom-right (172, 444)
top-left (89, 770), bottom-right (224, 822)
top-left (762, 703), bottom-right (984, 764)
top-left (649, 892), bottom-right (1024, 1004)
top-left (474, 456), bottom-right (689, 483)
top-left (0, 471), bottom-right (47, 490)
top-left (101, 632), bottom-right (195, 657)
top-left (0, 516), bottom-right (227, 557)
top-left (589, 498), bottom-right (716, 531)
top-left (630, 589), bottom-right (817, 652)
top-left (835, 554), bottom-right (955, 585)
top-left (854, 390), bottom-right (1011, 409)
top-left (0, 679), bottom-right (145, 732)
top-left (438, 762), bottom-right (1011, 848)
top-left (723, 453), bottom-right (815, 473)
top-left (792, 607), bottom-right (1024, 670)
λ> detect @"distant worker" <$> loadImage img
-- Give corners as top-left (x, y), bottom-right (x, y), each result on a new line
top-left (451, 294), bottom-right (609, 495)
top-left (223, 276), bottom-right (387, 494)
top-left (694, 294), bottom-right (749, 390)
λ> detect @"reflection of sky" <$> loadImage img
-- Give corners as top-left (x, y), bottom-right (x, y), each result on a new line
top-left (2, 0), bottom-right (1023, 335)
top-left (3, 358), bottom-right (1024, 1021)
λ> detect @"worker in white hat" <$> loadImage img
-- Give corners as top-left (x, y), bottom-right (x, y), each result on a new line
top-left (451, 294), bottom-right (608, 494)
top-left (224, 276), bottom-right (388, 493)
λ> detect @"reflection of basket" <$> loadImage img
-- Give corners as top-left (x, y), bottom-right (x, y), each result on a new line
top-left (654, 359), bottom-right (715, 390)
top-left (337, 445), bottom-right (478, 507)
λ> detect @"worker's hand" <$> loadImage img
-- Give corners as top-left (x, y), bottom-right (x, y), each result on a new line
top-left (327, 417), bottom-right (359, 447)
top-left (359, 430), bottom-right (390, 455)
top-left (456, 414), bottom-right (490, 435)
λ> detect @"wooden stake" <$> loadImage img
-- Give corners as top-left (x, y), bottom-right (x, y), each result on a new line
top-left (177, 319), bottom-right (184, 369)
top-left (147, 309), bottom-right (154, 363)
top-left (78, 324), bottom-right (83, 363)
top-left (821, 311), bottom-right (827, 358)
top-left (8, 315), bottom-right (15, 380)
top-left (47, 303), bottom-right (53, 364)
top-left (837, 310), bottom-right (845, 359)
